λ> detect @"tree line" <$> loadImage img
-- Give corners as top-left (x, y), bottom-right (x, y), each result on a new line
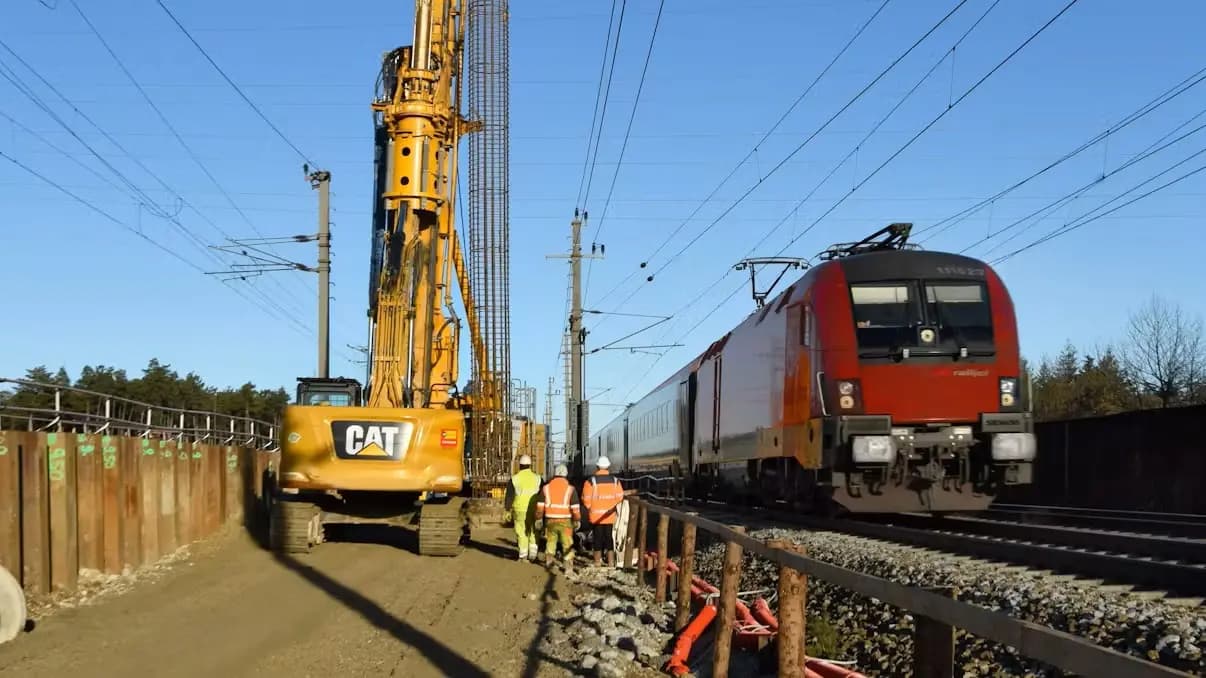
top-left (2, 295), bottom-right (1200, 426)
top-left (0, 358), bottom-right (290, 422)
top-left (1026, 295), bottom-right (1205, 421)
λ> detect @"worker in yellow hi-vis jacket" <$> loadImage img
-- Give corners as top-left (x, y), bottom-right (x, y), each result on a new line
top-left (503, 455), bottom-right (543, 561)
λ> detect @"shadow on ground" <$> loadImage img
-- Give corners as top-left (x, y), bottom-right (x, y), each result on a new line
top-left (246, 494), bottom-right (490, 678)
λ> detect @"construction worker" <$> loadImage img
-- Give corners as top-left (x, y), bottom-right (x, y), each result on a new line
top-left (535, 463), bottom-right (580, 573)
top-left (503, 454), bottom-right (543, 561)
top-left (581, 455), bottom-right (624, 567)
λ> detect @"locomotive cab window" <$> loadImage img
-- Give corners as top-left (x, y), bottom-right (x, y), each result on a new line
top-left (850, 284), bottom-right (919, 351)
top-left (925, 282), bottom-right (994, 347)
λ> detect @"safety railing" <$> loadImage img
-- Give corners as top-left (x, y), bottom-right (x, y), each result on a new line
top-left (626, 497), bottom-right (1189, 678)
top-left (0, 377), bottom-right (279, 450)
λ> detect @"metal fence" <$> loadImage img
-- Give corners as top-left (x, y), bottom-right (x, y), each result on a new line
top-left (0, 377), bottom-right (279, 450)
top-left (0, 377), bottom-right (280, 597)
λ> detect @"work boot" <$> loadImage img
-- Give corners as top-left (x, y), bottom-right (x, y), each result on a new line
top-left (593, 552), bottom-right (602, 567)
top-left (607, 551), bottom-right (616, 568)
top-left (564, 556), bottom-right (574, 575)
top-left (544, 552), bottom-right (553, 568)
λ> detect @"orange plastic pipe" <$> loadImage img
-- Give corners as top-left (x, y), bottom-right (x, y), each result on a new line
top-left (664, 604), bottom-right (718, 676)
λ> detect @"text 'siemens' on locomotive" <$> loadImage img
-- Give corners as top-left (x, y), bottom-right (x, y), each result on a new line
top-left (581, 223), bottom-right (1036, 514)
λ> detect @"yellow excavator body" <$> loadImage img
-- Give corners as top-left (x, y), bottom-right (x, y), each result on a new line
top-left (278, 405), bottom-right (463, 494)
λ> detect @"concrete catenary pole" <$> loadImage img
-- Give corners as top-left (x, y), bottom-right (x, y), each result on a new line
top-left (313, 169), bottom-right (332, 378)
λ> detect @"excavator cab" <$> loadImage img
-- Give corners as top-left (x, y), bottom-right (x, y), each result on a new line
top-left (295, 377), bottom-right (363, 407)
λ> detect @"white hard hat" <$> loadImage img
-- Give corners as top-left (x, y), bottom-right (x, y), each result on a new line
top-left (518, 454), bottom-right (532, 466)
top-left (596, 455), bottom-right (611, 469)
top-left (555, 463), bottom-right (569, 477)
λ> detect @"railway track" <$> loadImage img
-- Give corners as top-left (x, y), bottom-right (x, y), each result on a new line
top-left (666, 498), bottom-right (1206, 602)
top-left (981, 503), bottom-right (1206, 540)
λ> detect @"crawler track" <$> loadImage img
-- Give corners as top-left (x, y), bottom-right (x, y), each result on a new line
top-left (418, 497), bottom-right (467, 556)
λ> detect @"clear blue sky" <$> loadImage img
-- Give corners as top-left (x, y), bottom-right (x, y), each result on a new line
top-left (2, 1), bottom-right (1204, 450)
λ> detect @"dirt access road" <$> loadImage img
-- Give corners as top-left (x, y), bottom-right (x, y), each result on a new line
top-left (0, 524), bottom-right (583, 678)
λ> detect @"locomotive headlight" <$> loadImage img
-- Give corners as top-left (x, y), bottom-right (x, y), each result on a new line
top-left (992, 432), bottom-right (1036, 461)
top-left (839, 395), bottom-right (855, 409)
top-left (852, 435), bottom-right (896, 464)
top-left (999, 377), bottom-right (1018, 408)
top-left (838, 381), bottom-right (855, 396)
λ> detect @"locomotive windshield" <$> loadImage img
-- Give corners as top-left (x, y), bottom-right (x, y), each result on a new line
top-left (850, 280), bottom-right (994, 358)
top-left (850, 284), bottom-right (917, 350)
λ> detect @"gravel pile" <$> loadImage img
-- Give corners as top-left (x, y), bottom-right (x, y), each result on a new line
top-left (538, 566), bottom-right (675, 678)
top-left (693, 527), bottom-right (1206, 676)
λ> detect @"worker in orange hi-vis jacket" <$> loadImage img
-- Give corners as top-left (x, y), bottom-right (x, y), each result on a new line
top-left (580, 455), bottom-right (624, 568)
top-left (535, 463), bottom-right (580, 573)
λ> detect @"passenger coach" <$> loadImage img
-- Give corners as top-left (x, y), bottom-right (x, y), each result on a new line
top-left (582, 223), bottom-right (1036, 514)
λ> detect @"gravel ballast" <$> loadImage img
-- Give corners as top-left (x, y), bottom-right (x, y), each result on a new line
top-left (538, 566), bottom-right (675, 677)
top-left (693, 527), bottom-right (1205, 676)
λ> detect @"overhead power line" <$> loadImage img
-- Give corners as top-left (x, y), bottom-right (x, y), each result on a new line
top-left (966, 113), bottom-right (1206, 256)
top-left (574, 0), bottom-right (624, 209)
top-left (993, 151), bottom-right (1206, 264)
top-left (0, 148), bottom-right (311, 336)
top-left (605, 0), bottom-right (970, 311)
top-left (583, 0), bottom-right (665, 299)
top-left (773, 0), bottom-right (1080, 258)
top-left (916, 62), bottom-right (1206, 244)
top-left (67, 0), bottom-right (312, 308)
top-left (605, 0), bottom-right (1081, 405)
top-left (154, 0), bottom-right (318, 168)
top-left (588, 0), bottom-right (893, 312)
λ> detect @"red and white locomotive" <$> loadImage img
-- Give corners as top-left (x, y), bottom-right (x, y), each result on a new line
top-left (582, 223), bottom-right (1036, 513)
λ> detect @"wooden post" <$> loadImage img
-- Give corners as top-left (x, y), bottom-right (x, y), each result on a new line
top-left (674, 521), bottom-right (697, 631)
top-left (654, 512), bottom-right (670, 603)
top-left (174, 440), bottom-right (190, 546)
top-left (189, 442), bottom-right (204, 541)
top-left (624, 500), bottom-right (640, 572)
top-left (769, 539), bottom-right (808, 678)
top-left (712, 525), bottom-right (745, 678)
top-left (634, 503), bottom-right (648, 586)
top-left (913, 586), bottom-right (955, 678)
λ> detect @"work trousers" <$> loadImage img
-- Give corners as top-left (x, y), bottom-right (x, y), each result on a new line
top-left (513, 502), bottom-right (538, 558)
top-left (544, 518), bottom-right (575, 560)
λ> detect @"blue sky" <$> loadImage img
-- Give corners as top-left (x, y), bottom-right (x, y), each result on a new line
top-left (2, 1), bottom-right (1204, 449)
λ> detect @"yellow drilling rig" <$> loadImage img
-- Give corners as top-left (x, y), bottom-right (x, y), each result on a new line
top-left (269, 0), bottom-right (509, 557)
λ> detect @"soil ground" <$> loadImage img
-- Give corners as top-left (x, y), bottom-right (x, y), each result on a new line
top-left (0, 522), bottom-right (585, 678)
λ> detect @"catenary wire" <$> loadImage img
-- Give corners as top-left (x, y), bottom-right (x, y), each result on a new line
top-left (588, 0), bottom-right (894, 313)
top-left (915, 62), bottom-right (1206, 244)
top-left (583, 0), bottom-right (665, 300)
top-left (154, 0), bottom-right (318, 169)
top-left (773, 0), bottom-right (1080, 258)
top-left (68, 0), bottom-right (312, 307)
top-left (606, 0), bottom-right (1080, 408)
top-left (967, 114), bottom-right (1206, 256)
top-left (992, 153), bottom-right (1206, 264)
top-left (574, 0), bottom-right (621, 210)
top-left (580, 0), bottom-right (628, 210)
